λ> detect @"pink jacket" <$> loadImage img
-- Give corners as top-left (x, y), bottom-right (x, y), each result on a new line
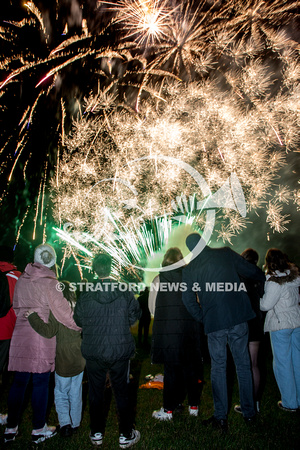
top-left (8, 263), bottom-right (81, 373)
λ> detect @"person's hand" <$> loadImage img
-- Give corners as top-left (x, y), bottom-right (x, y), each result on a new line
top-left (24, 310), bottom-right (35, 319)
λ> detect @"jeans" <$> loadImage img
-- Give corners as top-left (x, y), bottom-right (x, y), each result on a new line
top-left (86, 359), bottom-right (132, 437)
top-left (270, 327), bottom-right (300, 409)
top-left (207, 322), bottom-right (255, 420)
top-left (54, 371), bottom-right (84, 428)
top-left (7, 371), bottom-right (51, 429)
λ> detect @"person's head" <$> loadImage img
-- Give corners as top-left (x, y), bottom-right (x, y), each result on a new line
top-left (162, 247), bottom-right (183, 267)
top-left (92, 253), bottom-right (112, 278)
top-left (186, 233), bottom-right (201, 252)
top-left (34, 244), bottom-right (57, 270)
top-left (264, 248), bottom-right (290, 274)
top-left (241, 248), bottom-right (259, 265)
top-left (0, 245), bottom-right (14, 263)
top-left (61, 280), bottom-right (77, 311)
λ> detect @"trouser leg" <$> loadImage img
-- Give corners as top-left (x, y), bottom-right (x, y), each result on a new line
top-left (54, 372), bottom-right (72, 428)
top-left (31, 372), bottom-right (51, 429)
top-left (207, 330), bottom-right (228, 420)
top-left (7, 371), bottom-right (31, 428)
top-left (86, 359), bottom-right (107, 434)
top-left (228, 323), bottom-right (255, 418)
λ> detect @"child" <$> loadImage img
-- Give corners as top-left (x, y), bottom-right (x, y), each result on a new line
top-left (26, 281), bottom-right (85, 438)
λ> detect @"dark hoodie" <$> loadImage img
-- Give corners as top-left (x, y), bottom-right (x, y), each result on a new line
top-left (74, 279), bottom-right (141, 364)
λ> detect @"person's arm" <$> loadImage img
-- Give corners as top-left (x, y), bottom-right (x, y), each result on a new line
top-left (260, 281), bottom-right (281, 311)
top-left (182, 267), bottom-right (203, 322)
top-left (47, 280), bottom-right (81, 331)
top-left (128, 291), bottom-right (141, 326)
top-left (27, 310), bottom-right (59, 338)
top-left (148, 275), bottom-right (159, 316)
top-left (234, 251), bottom-right (265, 281)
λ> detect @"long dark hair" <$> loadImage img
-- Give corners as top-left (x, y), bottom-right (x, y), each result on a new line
top-left (264, 248), bottom-right (290, 275)
top-left (61, 280), bottom-right (77, 311)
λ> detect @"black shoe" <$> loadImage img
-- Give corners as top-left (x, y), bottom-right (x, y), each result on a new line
top-left (72, 426), bottom-right (79, 434)
top-left (202, 416), bottom-right (228, 433)
top-left (60, 424), bottom-right (73, 438)
top-left (244, 415), bottom-right (256, 426)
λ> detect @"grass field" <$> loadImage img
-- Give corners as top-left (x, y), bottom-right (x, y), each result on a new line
top-left (0, 324), bottom-right (299, 449)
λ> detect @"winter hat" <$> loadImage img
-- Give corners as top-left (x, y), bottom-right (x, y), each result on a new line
top-left (34, 244), bottom-right (57, 268)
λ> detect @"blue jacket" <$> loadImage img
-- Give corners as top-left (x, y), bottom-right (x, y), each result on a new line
top-left (182, 244), bottom-right (265, 334)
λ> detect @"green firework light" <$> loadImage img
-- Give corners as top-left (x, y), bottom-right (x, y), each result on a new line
top-left (53, 211), bottom-right (202, 284)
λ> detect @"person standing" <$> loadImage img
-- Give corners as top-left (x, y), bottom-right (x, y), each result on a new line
top-left (234, 248), bottom-right (265, 414)
top-left (260, 248), bottom-right (300, 412)
top-left (151, 248), bottom-right (203, 421)
top-left (74, 253), bottom-right (141, 448)
top-left (137, 287), bottom-right (151, 349)
top-left (182, 234), bottom-right (265, 432)
top-left (0, 246), bottom-right (21, 381)
top-left (2, 244), bottom-right (81, 444)
top-left (26, 280), bottom-right (86, 437)
top-left (0, 246), bottom-right (21, 426)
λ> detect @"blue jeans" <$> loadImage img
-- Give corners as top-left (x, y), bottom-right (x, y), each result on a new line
top-left (207, 322), bottom-right (255, 420)
top-left (7, 371), bottom-right (51, 429)
top-left (54, 371), bottom-right (84, 428)
top-left (270, 327), bottom-right (300, 409)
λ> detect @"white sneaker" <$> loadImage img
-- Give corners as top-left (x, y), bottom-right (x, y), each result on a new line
top-left (119, 429), bottom-right (140, 448)
top-left (152, 407), bottom-right (173, 421)
top-left (0, 413), bottom-right (8, 425)
top-left (31, 424), bottom-right (57, 444)
top-left (189, 406), bottom-right (199, 416)
top-left (4, 425), bottom-right (18, 443)
top-left (89, 431), bottom-right (103, 446)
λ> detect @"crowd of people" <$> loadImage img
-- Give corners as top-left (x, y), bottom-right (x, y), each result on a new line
top-left (0, 235), bottom-right (299, 447)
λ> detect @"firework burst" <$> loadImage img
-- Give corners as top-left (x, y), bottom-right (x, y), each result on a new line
top-left (0, 0), bottom-right (299, 271)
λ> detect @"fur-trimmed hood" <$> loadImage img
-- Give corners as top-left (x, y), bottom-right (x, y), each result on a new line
top-left (267, 264), bottom-right (299, 285)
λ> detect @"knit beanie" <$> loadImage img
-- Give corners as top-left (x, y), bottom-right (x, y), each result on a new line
top-left (34, 244), bottom-right (57, 268)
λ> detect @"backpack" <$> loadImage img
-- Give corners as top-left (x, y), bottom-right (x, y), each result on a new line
top-left (0, 271), bottom-right (12, 318)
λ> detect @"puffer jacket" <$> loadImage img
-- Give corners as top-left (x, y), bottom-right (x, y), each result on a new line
top-left (74, 279), bottom-right (141, 364)
top-left (260, 265), bottom-right (300, 332)
top-left (8, 263), bottom-right (80, 373)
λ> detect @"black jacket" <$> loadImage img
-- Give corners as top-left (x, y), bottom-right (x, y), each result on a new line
top-left (151, 268), bottom-right (202, 364)
top-left (74, 279), bottom-right (141, 363)
top-left (182, 245), bottom-right (266, 334)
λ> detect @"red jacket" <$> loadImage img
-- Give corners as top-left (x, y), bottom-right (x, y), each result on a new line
top-left (0, 261), bottom-right (21, 340)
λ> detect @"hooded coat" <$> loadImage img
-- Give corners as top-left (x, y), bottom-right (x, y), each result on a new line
top-left (8, 263), bottom-right (80, 373)
top-left (260, 266), bottom-right (300, 332)
top-left (73, 279), bottom-right (141, 364)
